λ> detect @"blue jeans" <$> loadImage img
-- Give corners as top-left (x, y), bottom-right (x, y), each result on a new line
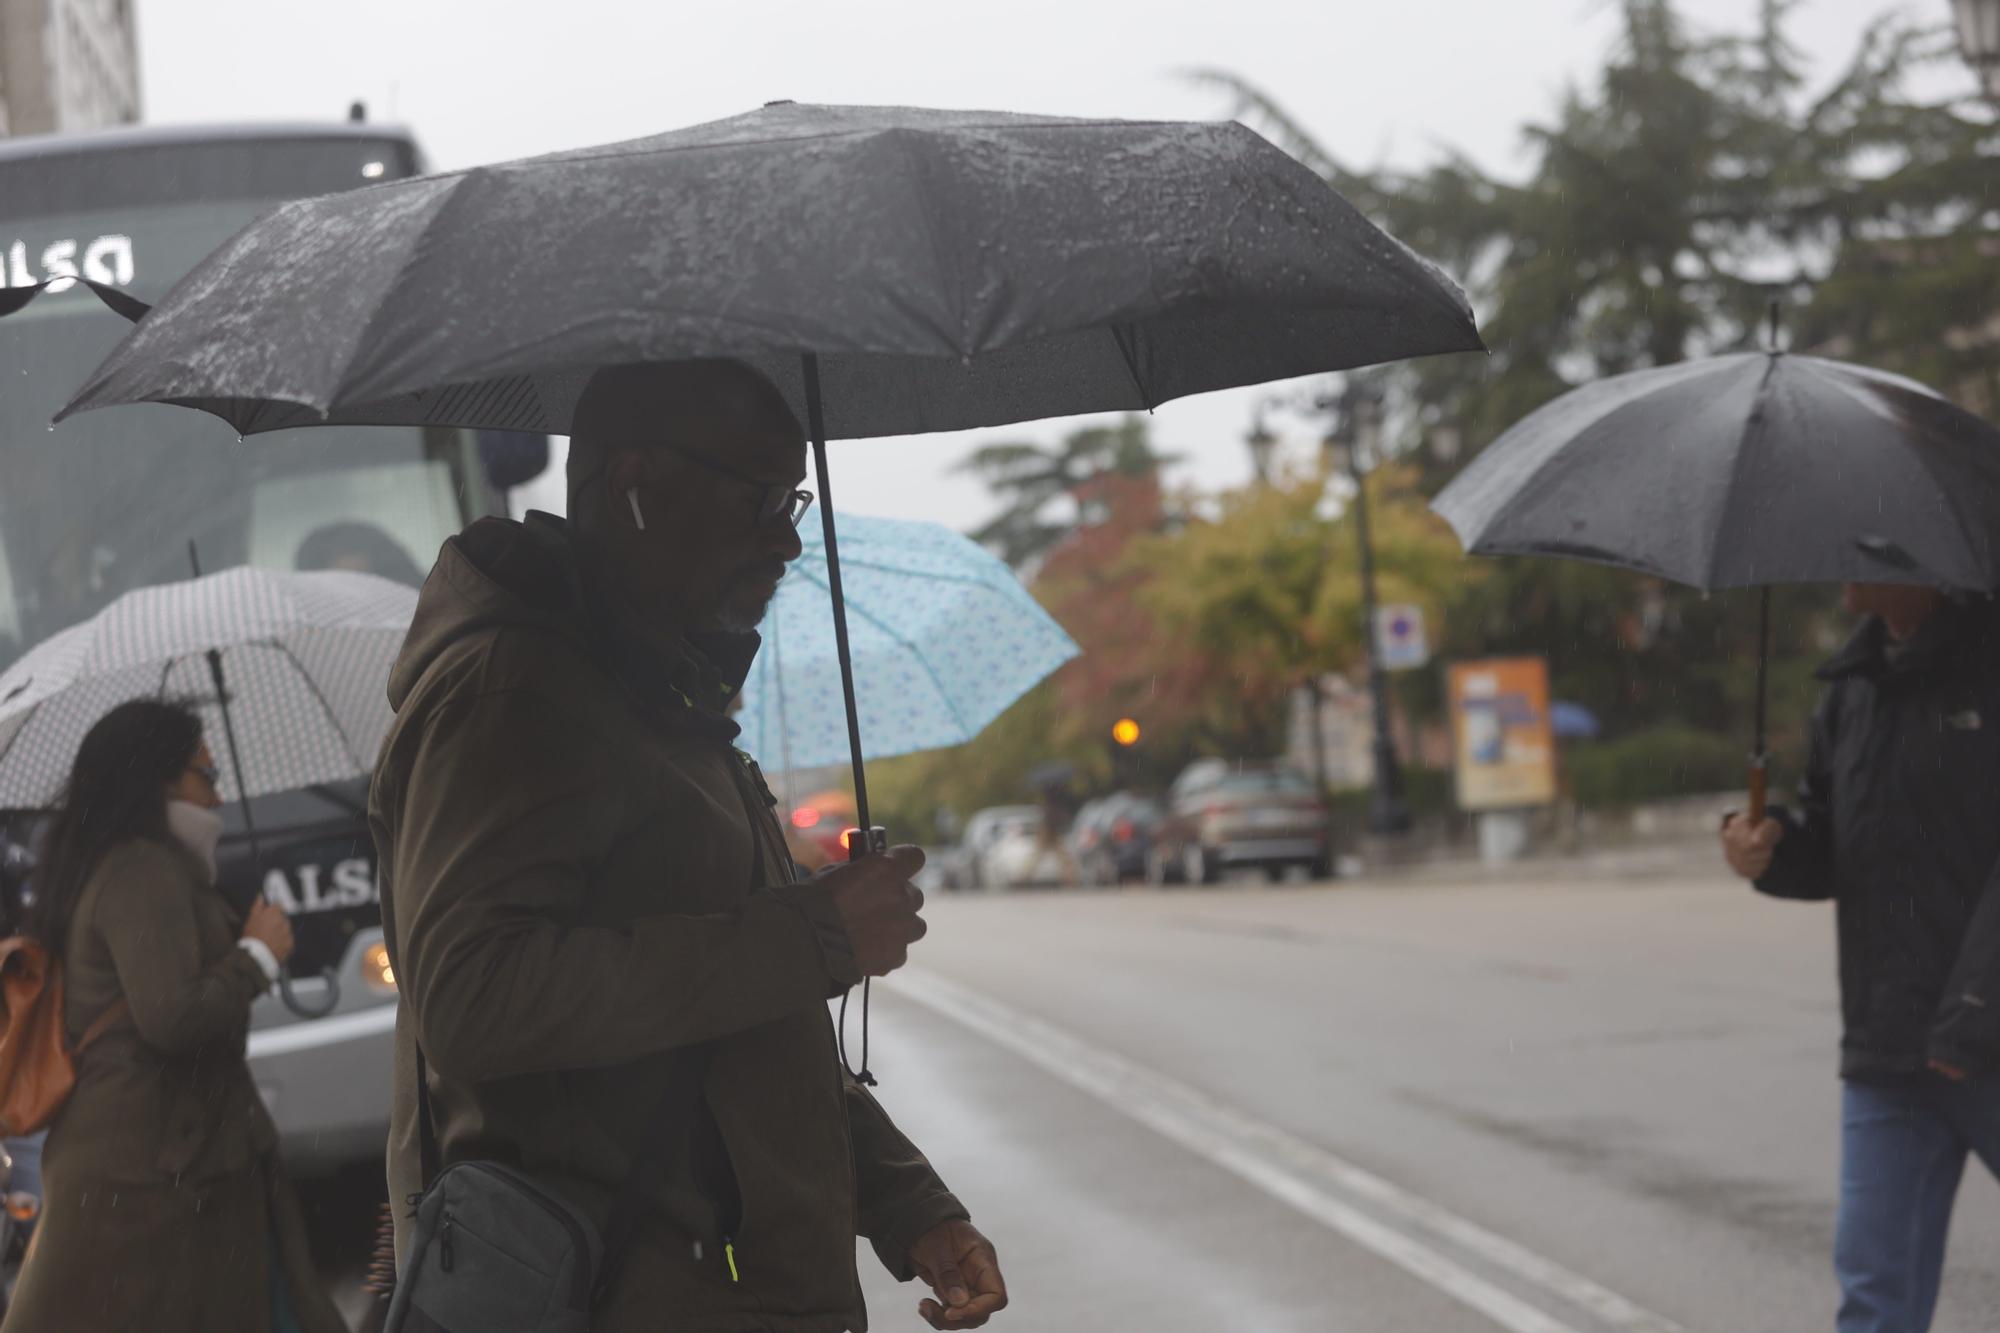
top-left (1836, 1075), bottom-right (2000, 1332)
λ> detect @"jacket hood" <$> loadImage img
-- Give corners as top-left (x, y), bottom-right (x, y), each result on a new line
top-left (388, 512), bottom-right (592, 712)
top-left (388, 512), bottom-right (763, 728)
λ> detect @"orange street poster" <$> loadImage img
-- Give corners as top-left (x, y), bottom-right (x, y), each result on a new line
top-left (1448, 657), bottom-right (1556, 810)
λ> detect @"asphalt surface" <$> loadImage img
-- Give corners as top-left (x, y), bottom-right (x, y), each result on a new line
top-left (308, 852), bottom-right (2000, 1332)
top-left (852, 859), bottom-right (2000, 1333)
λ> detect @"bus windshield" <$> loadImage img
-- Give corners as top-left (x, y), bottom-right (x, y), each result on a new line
top-left (0, 133), bottom-right (490, 670)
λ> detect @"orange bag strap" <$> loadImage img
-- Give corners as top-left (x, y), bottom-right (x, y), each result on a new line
top-left (74, 996), bottom-right (128, 1052)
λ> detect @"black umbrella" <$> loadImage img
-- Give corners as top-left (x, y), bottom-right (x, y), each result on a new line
top-left (58, 101), bottom-right (1481, 1075)
top-left (1433, 346), bottom-right (2000, 818)
top-left (60, 101), bottom-right (1478, 825)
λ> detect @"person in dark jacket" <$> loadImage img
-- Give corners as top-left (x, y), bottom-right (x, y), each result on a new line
top-left (1722, 583), bottom-right (2000, 1333)
top-left (2, 699), bottom-right (341, 1333)
top-left (370, 359), bottom-right (1007, 1331)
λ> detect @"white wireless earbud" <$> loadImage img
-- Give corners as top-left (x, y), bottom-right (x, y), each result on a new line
top-left (626, 488), bottom-right (646, 532)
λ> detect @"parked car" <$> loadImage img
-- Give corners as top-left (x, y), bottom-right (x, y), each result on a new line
top-left (1069, 792), bottom-right (1164, 885)
top-left (955, 805), bottom-right (1062, 891)
top-left (1148, 761), bottom-right (1329, 885)
top-left (783, 788), bottom-right (859, 873)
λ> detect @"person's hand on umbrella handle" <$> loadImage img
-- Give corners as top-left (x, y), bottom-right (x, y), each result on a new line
top-left (1719, 811), bottom-right (1783, 881)
top-left (242, 897), bottom-right (296, 967)
top-left (819, 844), bottom-right (928, 977)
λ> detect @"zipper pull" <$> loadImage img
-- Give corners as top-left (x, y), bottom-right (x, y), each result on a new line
top-left (439, 1215), bottom-right (455, 1273)
top-left (724, 1238), bottom-right (740, 1284)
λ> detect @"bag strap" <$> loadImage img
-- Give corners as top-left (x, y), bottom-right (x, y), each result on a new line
top-left (75, 997), bottom-right (129, 1052)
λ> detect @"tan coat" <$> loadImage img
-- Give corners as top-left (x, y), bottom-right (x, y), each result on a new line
top-left (1, 837), bottom-right (345, 1333)
top-left (370, 514), bottom-right (965, 1333)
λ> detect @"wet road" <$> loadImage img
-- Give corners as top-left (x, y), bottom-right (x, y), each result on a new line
top-left (309, 857), bottom-right (2000, 1332)
top-left (850, 864), bottom-right (2000, 1333)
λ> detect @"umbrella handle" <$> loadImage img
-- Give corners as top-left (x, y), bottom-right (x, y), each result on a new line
top-left (1747, 756), bottom-right (1769, 825)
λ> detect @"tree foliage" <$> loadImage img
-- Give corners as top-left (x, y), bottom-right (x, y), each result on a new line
top-left (1135, 462), bottom-right (1472, 751)
top-left (1196, 0), bottom-right (1995, 750)
top-left (957, 416), bottom-right (1176, 569)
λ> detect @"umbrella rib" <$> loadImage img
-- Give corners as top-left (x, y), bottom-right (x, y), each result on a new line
top-left (268, 640), bottom-right (371, 776)
top-left (785, 564), bottom-right (976, 736)
top-left (1702, 354), bottom-right (1784, 592)
top-left (1815, 372), bottom-right (1995, 587)
top-left (1110, 324), bottom-right (1153, 411)
top-left (325, 174), bottom-right (480, 407)
top-left (812, 555), bottom-right (1013, 595)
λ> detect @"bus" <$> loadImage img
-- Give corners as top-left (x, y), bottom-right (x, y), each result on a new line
top-left (0, 120), bottom-right (546, 1173)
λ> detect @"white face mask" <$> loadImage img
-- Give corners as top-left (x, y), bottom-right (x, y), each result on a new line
top-left (165, 800), bottom-right (225, 883)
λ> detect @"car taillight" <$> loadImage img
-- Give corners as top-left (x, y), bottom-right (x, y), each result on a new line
top-left (1112, 819), bottom-right (1137, 842)
top-left (362, 940), bottom-right (397, 995)
top-left (6, 1191), bottom-right (38, 1221)
top-left (790, 806), bottom-right (822, 829)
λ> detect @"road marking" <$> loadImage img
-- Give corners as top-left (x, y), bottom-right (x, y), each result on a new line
top-left (890, 968), bottom-right (1686, 1333)
top-left (246, 1001), bottom-right (397, 1058)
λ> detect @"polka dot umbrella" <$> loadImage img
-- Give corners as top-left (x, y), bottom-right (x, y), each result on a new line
top-left (735, 514), bottom-right (1078, 778)
top-left (0, 567), bottom-right (415, 811)
top-left (0, 567), bottom-right (415, 1018)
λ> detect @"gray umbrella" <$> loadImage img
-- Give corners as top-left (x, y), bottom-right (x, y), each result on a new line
top-left (57, 102), bottom-right (1479, 814)
top-left (1433, 347), bottom-right (2000, 816)
top-left (59, 102), bottom-right (1478, 439)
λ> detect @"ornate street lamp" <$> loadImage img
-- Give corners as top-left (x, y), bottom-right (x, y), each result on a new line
top-left (1955, 0), bottom-right (2000, 99)
top-left (1322, 381), bottom-right (1412, 837)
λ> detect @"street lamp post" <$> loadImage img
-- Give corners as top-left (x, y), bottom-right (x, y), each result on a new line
top-left (1325, 382), bottom-right (1413, 837)
top-left (1955, 0), bottom-right (2000, 98)
top-left (1245, 406), bottom-right (1279, 485)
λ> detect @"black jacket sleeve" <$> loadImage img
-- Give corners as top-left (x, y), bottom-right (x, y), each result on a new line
top-left (1930, 860), bottom-right (2000, 1074)
top-left (1754, 688), bottom-right (1837, 903)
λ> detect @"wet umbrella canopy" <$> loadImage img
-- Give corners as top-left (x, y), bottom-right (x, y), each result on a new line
top-left (1433, 352), bottom-right (2000, 593)
top-left (1433, 348), bottom-right (2000, 817)
top-left (58, 101), bottom-right (1480, 833)
top-left (59, 102), bottom-right (1479, 439)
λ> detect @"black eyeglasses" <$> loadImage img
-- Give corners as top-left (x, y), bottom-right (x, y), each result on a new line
top-left (659, 444), bottom-right (815, 529)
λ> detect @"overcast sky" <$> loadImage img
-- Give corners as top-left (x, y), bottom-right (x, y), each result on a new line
top-left (136, 0), bottom-right (1965, 529)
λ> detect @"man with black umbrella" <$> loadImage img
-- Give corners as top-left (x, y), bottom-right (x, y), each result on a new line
top-left (1722, 581), bottom-right (2000, 1333)
top-left (370, 359), bottom-right (1008, 1331)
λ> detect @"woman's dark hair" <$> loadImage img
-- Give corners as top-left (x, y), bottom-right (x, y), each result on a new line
top-left (27, 699), bottom-right (204, 958)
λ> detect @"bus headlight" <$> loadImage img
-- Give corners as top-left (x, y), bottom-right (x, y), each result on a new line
top-left (361, 940), bottom-right (397, 994)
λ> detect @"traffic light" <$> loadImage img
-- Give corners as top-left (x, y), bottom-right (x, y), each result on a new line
top-left (1112, 718), bottom-right (1141, 747)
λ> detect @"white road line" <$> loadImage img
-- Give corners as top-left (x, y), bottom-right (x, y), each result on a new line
top-left (890, 968), bottom-right (1687, 1333)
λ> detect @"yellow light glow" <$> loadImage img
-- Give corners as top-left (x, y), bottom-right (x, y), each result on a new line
top-left (362, 940), bottom-right (397, 994)
top-left (1112, 718), bottom-right (1142, 746)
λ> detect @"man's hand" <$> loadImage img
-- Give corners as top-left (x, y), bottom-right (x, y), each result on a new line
top-left (1721, 813), bottom-right (1783, 881)
top-left (818, 844), bottom-right (928, 977)
top-left (909, 1218), bottom-right (1007, 1329)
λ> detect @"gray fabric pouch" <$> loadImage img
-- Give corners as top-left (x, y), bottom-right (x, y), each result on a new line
top-left (381, 1158), bottom-right (603, 1333)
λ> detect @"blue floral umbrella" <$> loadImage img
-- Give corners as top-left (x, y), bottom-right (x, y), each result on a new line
top-left (737, 515), bottom-right (1078, 774)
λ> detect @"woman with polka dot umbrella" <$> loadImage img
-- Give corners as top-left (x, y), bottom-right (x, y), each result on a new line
top-left (0, 566), bottom-right (416, 1017)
